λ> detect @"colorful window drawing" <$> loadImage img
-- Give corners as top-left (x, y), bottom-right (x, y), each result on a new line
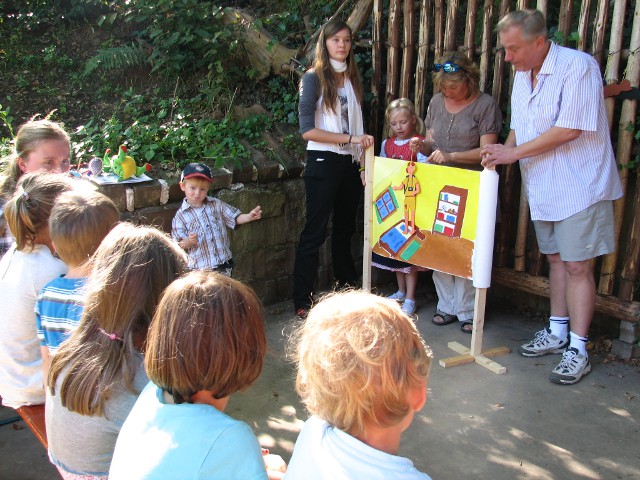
top-left (374, 188), bottom-right (399, 224)
top-left (433, 186), bottom-right (468, 238)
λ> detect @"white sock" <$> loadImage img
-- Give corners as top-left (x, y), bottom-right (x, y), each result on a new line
top-left (549, 316), bottom-right (569, 339)
top-left (569, 331), bottom-right (588, 356)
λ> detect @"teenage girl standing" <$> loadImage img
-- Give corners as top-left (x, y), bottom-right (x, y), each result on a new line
top-left (293, 19), bottom-right (374, 318)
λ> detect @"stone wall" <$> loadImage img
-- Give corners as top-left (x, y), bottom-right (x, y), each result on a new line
top-left (94, 155), bottom-right (368, 306)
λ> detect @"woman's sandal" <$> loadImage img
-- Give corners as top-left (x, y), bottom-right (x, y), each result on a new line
top-left (432, 310), bottom-right (458, 326)
top-left (460, 321), bottom-right (473, 334)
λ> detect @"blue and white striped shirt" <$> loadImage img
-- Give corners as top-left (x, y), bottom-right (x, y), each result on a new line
top-left (510, 42), bottom-right (623, 221)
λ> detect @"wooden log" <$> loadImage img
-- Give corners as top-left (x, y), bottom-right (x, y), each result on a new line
top-left (478, 0), bottom-right (494, 92)
top-left (491, 0), bottom-right (510, 105)
top-left (514, 186), bottom-right (529, 272)
top-left (604, 0), bottom-right (628, 130)
top-left (433, 0), bottom-right (444, 83)
top-left (616, 0), bottom-right (640, 300)
top-left (346, 0), bottom-right (374, 32)
top-left (492, 266), bottom-right (640, 324)
top-left (600, 0), bottom-right (637, 295)
top-left (371, 0), bottom-right (384, 142)
top-left (386, 0), bottom-right (401, 105)
top-left (558, 0), bottom-right (573, 38)
top-left (495, 163), bottom-right (520, 267)
top-left (221, 9), bottom-right (298, 79)
top-left (443, 0), bottom-right (459, 52)
top-left (414, 0), bottom-right (432, 117)
top-left (528, 233), bottom-right (545, 277)
top-left (400, 0), bottom-right (415, 99)
top-left (576, 0), bottom-right (592, 52)
top-left (536, 0), bottom-right (548, 17)
top-left (463, 0), bottom-right (478, 59)
top-left (592, 0), bottom-right (610, 66)
top-left (517, 0), bottom-right (530, 10)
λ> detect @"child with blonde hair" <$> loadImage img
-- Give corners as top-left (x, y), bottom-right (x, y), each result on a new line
top-left (46, 223), bottom-right (187, 479)
top-left (0, 119), bottom-right (71, 257)
top-left (0, 172), bottom-right (73, 408)
top-left (36, 190), bottom-right (120, 383)
top-left (286, 291), bottom-right (433, 479)
top-left (374, 98), bottom-right (428, 315)
top-left (110, 270), bottom-right (286, 479)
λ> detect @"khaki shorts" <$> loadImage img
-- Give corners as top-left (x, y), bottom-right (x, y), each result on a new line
top-left (533, 200), bottom-right (615, 262)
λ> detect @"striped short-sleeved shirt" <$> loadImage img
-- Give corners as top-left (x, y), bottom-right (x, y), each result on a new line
top-left (510, 42), bottom-right (623, 221)
top-left (171, 197), bottom-right (240, 271)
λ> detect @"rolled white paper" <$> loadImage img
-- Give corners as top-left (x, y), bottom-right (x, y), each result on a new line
top-left (472, 168), bottom-right (499, 288)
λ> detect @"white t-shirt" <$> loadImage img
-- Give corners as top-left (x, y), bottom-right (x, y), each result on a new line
top-left (284, 416), bottom-right (431, 480)
top-left (0, 244), bottom-right (67, 408)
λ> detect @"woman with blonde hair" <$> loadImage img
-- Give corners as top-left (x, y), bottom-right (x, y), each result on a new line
top-left (410, 51), bottom-right (502, 333)
top-left (0, 119), bottom-right (71, 257)
top-left (46, 223), bottom-right (187, 479)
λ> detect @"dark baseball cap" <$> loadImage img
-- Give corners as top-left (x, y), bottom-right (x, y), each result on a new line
top-left (181, 162), bottom-right (213, 183)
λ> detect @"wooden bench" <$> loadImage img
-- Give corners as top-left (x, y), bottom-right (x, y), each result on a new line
top-left (16, 404), bottom-right (48, 449)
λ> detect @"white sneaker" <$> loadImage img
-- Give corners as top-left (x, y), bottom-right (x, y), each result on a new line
top-left (401, 299), bottom-right (416, 315)
top-left (386, 291), bottom-right (406, 303)
top-left (549, 347), bottom-right (591, 385)
top-left (518, 328), bottom-right (569, 357)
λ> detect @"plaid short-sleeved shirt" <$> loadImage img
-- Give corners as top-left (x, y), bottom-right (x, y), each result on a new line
top-left (171, 197), bottom-right (240, 270)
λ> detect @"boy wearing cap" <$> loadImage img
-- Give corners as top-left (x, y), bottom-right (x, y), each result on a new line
top-left (171, 162), bottom-right (261, 275)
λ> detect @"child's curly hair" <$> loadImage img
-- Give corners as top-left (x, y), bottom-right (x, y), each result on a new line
top-left (289, 291), bottom-right (432, 436)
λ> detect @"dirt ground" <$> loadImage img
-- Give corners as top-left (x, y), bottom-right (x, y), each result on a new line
top-left (1, 291), bottom-right (639, 480)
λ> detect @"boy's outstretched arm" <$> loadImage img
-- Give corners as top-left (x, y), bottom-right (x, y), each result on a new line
top-left (236, 205), bottom-right (262, 225)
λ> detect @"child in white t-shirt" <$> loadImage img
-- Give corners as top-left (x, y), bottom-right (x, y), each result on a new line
top-left (286, 291), bottom-right (433, 480)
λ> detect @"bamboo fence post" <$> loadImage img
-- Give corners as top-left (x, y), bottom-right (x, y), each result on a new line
top-left (592, 0), bottom-right (610, 66)
top-left (598, 2), bottom-right (640, 296)
top-left (386, 0), bottom-right (401, 106)
top-left (478, 0), bottom-right (494, 92)
top-left (576, 0), bottom-right (592, 52)
top-left (514, 188), bottom-right (530, 272)
top-left (433, 0), bottom-right (444, 92)
top-left (605, 0), bottom-right (628, 130)
top-left (464, 0), bottom-right (478, 60)
top-left (491, 0), bottom-right (510, 105)
top-left (443, 0), bottom-right (459, 52)
top-left (616, 0), bottom-right (640, 300)
top-left (536, 0), bottom-right (547, 16)
top-left (371, 0), bottom-right (384, 143)
top-left (400, 0), bottom-right (415, 99)
top-left (558, 0), bottom-right (573, 38)
top-left (415, 0), bottom-right (432, 118)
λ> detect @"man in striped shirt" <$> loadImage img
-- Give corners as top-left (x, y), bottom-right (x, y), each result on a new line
top-left (481, 9), bottom-right (623, 385)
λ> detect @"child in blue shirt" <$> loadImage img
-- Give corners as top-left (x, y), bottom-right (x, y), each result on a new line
top-left (110, 271), bottom-right (286, 479)
top-left (36, 190), bottom-right (119, 383)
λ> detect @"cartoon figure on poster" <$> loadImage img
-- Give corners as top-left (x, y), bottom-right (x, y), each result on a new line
top-left (394, 160), bottom-right (420, 235)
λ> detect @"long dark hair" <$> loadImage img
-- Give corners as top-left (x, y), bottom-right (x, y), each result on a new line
top-left (313, 20), bottom-right (364, 113)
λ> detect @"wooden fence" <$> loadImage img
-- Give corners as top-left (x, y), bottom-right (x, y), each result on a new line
top-left (368, 0), bottom-right (640, 324)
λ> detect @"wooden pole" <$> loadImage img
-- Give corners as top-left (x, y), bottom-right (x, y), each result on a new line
top-left (599, 0), bottom-right (633, 295)
top-left (491, 0), bottom-right (510, 106)
top-left (400, 0), bottom-right (415, 99)
top-left (604, 0), bottom-right (628, 130)
top-left (558, 0), bottom-right (573, 39)
top-left (443, 0), bottom-right (459, 52)
top-left (615, 0), bottom-right (640, 300)
top-left (536, 0), bottom-right (547, 15)
top-left (386, 0), bottom-right (401, 105)
top-left (513, 187), bottom-right (529, 272)
top-left (433, 0), bottom-right (444, 92)
top-left (371, 0), bottom-right (384, 143)
top-left (414, 0), bottom-right (432, 118)
top-left (362, 146), bottom-right (375, 291)
top-left (478, 0), bottom-right (494, 92)
top-left (463, 0), bottom-right (478, 59)
top-left (592, 0), bottom-right (610, 66)
top-left (470, 288), bottom-right (487, 356)
top-left (576, 0), bottom-right (592, 52)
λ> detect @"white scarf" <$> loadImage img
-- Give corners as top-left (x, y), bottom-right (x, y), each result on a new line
top-left (330, 58), bottom-right (347, 72)
top-left (317, 78), bottom-right (364, 161)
